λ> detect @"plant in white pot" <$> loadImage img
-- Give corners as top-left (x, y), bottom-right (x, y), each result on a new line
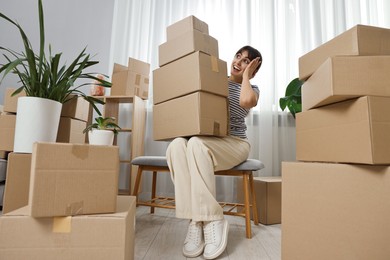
top-left (83, 116), bottom-right (121, 146)
top-left (0, 0), bottom-right (111, 153)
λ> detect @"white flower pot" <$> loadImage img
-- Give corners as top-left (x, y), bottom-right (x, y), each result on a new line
top-left (88, 129), bottom-right (115, 146)
top-left (14, 97), bottom-right (62, 153)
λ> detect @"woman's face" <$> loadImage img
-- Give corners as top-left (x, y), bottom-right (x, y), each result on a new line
top-left (230, 50), bottom-right (251, 78)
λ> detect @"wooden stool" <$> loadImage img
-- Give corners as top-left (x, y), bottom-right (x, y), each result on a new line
top-left (131, 156), bottom-right (265, 238)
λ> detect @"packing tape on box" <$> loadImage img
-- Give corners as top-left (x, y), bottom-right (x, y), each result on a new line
top-left (210, 56), bottom-right (219, 72)
top-left (213, 121), bottom-right (220, 135)
top-left (135, 74), bottom-right (141, 86)
top-left (65, 201), bottom-right (84, 216)
top-left (52, 216), bottom-right (72, 233)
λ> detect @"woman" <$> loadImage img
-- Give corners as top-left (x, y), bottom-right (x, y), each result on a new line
top-left (166, 45), bottom-right (262, 259)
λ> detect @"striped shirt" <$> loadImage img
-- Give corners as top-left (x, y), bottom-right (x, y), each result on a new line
top-left (228, 80), bottom-right (259, 139)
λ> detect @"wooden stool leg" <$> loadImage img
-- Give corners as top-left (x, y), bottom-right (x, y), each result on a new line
top-left (150, 171), bottom-right (157, 214)
top-left (249, 173), bottom-right (259, 225)
top-left (242, 172), bottom-right (252, 239)
top-left (132, 166), bottom-right (144, 204)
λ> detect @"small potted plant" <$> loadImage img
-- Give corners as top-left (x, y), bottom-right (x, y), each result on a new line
top-left (279, 77), bottom-right (304, 118)
top-left (83, 116), bottom-right (121, 146)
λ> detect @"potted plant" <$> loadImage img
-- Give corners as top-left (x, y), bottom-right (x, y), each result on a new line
top-left (0, 0), bottom-right (111, 152)
top-left (279, 77), bottom-right (304, 118)
top-left (83, 116), bottom-right (121, 146)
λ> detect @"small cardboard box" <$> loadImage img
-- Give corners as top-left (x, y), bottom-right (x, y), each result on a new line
top-left (159, 29), bottom-right (219, 66)
top-left (302, 56), bottom-right (390, 111)
top-left (282, 161), bottom-right (390, 260)
top-left (167, 15), bottom-right (209, 41)
top-left (0, 113), bottom-right (16, 152)
top-left (111, 58), bottom-right (150, 99)
top-left (61, 95), bottom-right (90, 122)
top-left (2, 153), bottom-right (31, 214)
top-left (153, 91), bottom-right (228, 141)
top-left (153, 51), bottom-right (228, 105)
top-left (56, 117), bottom-right (87, 144)
top-left (237, 176), bottom-right (281, 225)
top-left (0, 196), bottom-right (136, 260)
top-left (296, 96), bottom-right (390, 164)
top-left (2, 88), bottom-right (26, 113)
top-left (299, 24), bottom-right (390, 80)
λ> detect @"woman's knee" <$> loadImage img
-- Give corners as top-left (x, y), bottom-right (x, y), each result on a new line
top-left (166, 137), bottom-right (188, 156)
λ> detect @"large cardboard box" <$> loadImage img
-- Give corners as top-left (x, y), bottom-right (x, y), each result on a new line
top-left (28, 142), bottom-right (119, 217)
top-left (302, 56), bottom-right (390, 111)
top-left (61, 95), bottom-right (90, 122)
top-left (153, 91), bottom-right (228, 141)
top-left (56, 117), bottom-right (87, 144)
top-left (299, 24), bottom-right (390, 80)
top-left (282, 161), bottom-right (390, 260)
top-left (153, 51), bottom-right (228, 105)
top-left (2, 153), bottom-right (31, 214)
top-left (159, 29), bottom-right (218, 66)
top-left (237, 176), bottom-right (282, 225)
top-left (167, 15), bottom-right (209, 41)
top-left (2, 88), bottom-right (26, 113)
top-left (111, 58), bottom-right (150, 99)
top-left (0, 196), bottom-right (136, 260)
top-left (296, 96), bottom-right (390, 164)
top-left (0, 113), bottom-right (16, 152)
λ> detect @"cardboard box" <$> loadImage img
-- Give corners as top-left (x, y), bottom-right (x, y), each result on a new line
top-left (2, 88), bottom-right (26, 113)
top-left (296, 96), bottom-right (390, 164)
top-left (302, 56), bottom-right (390, 111)
top-left (61, 95), bottom-right (90, 122)
top-left (153, 91), bottom-right (228, 141)
top-left (299, 24), bottom-right (390, 80)
top-left (0, 113), bottom-right (16, 152)
top-left (237, 176), bottom-right (281, 225)
top-left (0, 196), bottom-right (136, 260)
top-left (167, 15), bottom-right (209, 41)
top-left (153, 51), bottom-right (228, 105)
top-left (2, 153), bottom-right (31, 214)
top-left (111, 58), bottom-right (150, 99)
top-left (159, 29), bottom-right (219, 66)
top-left (56, 117), bottom-right (87, 144)
top-left (282, 161), bottom-right (390, 260)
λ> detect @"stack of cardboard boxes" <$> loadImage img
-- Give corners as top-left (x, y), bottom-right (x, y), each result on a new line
top-left (153, 15), bottom-right (229, 140)
top-left (282, 24), bottom-right (390, 259)
top-left (0, 91), bottom-right (136, 259)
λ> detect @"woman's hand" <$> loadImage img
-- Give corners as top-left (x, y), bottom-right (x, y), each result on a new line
top-left (243, 57), bottom-right (261, 80)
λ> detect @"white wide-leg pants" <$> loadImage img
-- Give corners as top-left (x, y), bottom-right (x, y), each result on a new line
top-left (166, 136), bottom-right (250, 221)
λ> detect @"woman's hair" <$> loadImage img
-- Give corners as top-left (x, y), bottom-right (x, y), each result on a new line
top-left (236, 45), bottom-right (262, 72)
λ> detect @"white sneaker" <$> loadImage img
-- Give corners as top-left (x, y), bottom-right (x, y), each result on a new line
top-left (183, 221), bottom-right (205, 257)
top-left (203, 219), bottom-right (229, 259)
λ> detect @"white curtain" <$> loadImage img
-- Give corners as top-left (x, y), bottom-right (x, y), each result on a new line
top-left (110, 0), bottom-right (390, 201)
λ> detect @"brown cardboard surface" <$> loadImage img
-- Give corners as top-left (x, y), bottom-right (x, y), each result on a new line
top-left (61, 95), bottom-right (90, 122)
top-left (28, 142), bottom-right (119, 217)
top-left (0, 114), bottom-right (16, 152)
top-left (153, 91), bottom-right (228, 141)
top-left (0, 196), bottom-right (136, 260)
top-left (159, 29), bottom-right (219, 66)
top-left (153, 51), bottom-right (228, 105)
top-left (299, 24), bottom-right (390, 80)
top-left (127, 57), bottom-right (150, 76)
top-left (3, 88), bottom-right (26, 113)
top-left (296, 96), bottom-right (390, 164)
top-left (111, 66), bottom-right (149, 98)
top-left (237, 176), bottom-right (282, 225)
top-left (2, 153), bottom-right (31, 214)
top-left (282, 161), bottom-right (390, 260)
top-left (302, 56), bottom-right (390, 110)
top-left (56, 117), bottom-right (87, 144)
top-left (167, 15), bottom-right (209, 41)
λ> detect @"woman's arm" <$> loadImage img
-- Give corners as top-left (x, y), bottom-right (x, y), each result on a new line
top-left (240, 57), bottom-right (261, 109)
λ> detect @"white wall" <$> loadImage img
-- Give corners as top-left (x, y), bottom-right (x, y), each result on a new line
top-left (0, 0), bottom-right (115, 102)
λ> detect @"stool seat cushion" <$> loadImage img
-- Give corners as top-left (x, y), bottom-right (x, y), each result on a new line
top-left (131, 156), bottom-right (264, 171)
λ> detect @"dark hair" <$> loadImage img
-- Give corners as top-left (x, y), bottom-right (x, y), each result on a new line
top-left (236, 45), bottom-right (262, 72)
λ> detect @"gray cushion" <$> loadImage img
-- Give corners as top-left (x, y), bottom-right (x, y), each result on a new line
top-left (131, 156), bottom-right (264, 171)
